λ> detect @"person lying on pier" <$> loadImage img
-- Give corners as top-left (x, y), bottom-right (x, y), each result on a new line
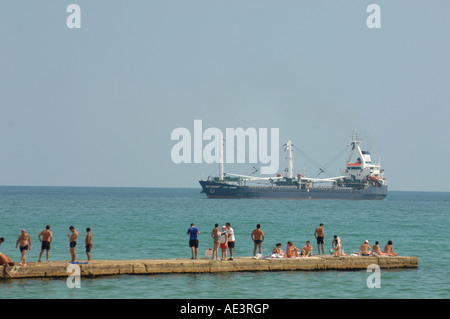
top-left (0, 253), bottom-right (15, 278)
top-left (300, 241), bottom-right (313, 257)
top-left (285, 241), bottom-right (299, 258)
top-left (272, 243), bottom-right (286, 257)
top-left (360, 240), bottom-right (372, 256)
top-left (383, 240), bottom-right (398, 256)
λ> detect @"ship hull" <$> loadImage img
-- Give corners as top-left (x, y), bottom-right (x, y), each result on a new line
top-left (199, 181), bottom-right (387, 200)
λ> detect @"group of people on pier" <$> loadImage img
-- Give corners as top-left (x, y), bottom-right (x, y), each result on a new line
top-left (0, 225), bottom-right (93, 278)
top-left (188, 222), bottom-right (398, 260)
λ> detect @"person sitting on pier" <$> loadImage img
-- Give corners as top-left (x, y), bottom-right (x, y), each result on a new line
top-left (360, 240), bottom-right (372, 256)
top-left (285, 241), bottom-right (299, 258)
top-left (300, 241), bottom-right (313, 257)
top-left (383, 240), bottom-right (398, 256)
top-left (332, 237), bottom-right (343, 256)
top-left (372, 241), bottom-right (387, 256)
top-left (272, 243), bottom-right (286, 257)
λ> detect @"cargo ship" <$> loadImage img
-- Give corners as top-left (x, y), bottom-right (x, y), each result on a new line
top-left (199, 131), bottom-right (387, 200)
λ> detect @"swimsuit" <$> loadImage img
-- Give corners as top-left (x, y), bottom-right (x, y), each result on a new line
top-left (189, 239), bottom-right (199, 248)
top-left (70, 241), bottom-right (77, 248)
top-left (86, 243), bottom-right (93, 252)
top-left (20, 245), bottom-right (28, 252)
top-left (254, 240), bottom-right (262, 244)
top-left (41, 241), bottom-right (51, 250)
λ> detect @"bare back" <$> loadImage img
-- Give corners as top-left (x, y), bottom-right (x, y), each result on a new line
top-left (39, 230), bottom-right (52, 242)
top-left (315, 227), bottom-right (324, 237)
top-left (360, 244), bottom-right (371, 254)
top-left (85, 232), bottom-right (92, 245)
top-left (251, 229), bottom-right (264, 241)
top-left (211, 228), bottom-right (220, 242)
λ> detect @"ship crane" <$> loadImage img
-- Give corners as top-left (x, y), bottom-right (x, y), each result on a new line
top-left (300, 176), bottom-right (346, 183)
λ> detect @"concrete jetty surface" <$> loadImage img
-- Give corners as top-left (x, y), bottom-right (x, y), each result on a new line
top-left (1, 255), bottom-right (418, 279)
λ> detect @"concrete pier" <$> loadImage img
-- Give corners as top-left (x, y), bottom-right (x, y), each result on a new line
top-left (1, 255), bottom-right (418, 279)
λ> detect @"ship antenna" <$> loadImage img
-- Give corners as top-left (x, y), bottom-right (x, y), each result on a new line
top-left (219, 131), bottom-right (224, 182)
top-left (352, 129), bottom-right (358, 143)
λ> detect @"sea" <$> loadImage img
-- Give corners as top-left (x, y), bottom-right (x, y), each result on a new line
top-left (0, 186), bottom-right (449, 301)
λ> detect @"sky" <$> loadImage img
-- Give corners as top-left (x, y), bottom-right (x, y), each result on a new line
top-left (1, 1), bottom-right (449, 191)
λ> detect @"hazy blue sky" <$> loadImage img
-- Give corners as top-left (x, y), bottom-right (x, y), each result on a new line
top-left (1, 1), bottom-right (449, 191)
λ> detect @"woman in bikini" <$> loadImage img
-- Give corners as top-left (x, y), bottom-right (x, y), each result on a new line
top-left (383, 240), bottom-right (398, 256)
top-left (372, 241), bottom-right (387, 256)
top-left (210, 224), bottom-right (220, 261)
top-left (285, 241), bottom-right (299, 258)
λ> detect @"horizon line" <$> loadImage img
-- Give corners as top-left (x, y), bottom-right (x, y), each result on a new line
top-left (0, 184), bottom-right (449, 193)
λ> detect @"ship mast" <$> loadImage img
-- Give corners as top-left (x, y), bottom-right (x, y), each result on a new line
top-left (347, 130), bottom-right (366, 167)
top-left (219, 131), bottom-right (224, 182)
top-left (285, 140), bottom-right (294, 180)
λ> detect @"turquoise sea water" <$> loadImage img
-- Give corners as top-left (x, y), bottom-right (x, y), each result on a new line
top-left (0, 186), bottom-right (449, 299)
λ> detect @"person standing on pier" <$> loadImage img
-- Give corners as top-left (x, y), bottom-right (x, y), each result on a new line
top-left (251, 224), bottom-right (265, 256)
top-left (68, 226), bottom-right (78, 263)
top-left (187, 223), bottom-right (200, 259)
top-left (210, 224), bottom-right (220, 261)
top-left (314, 223), bottom-right (325, 255)
top-left (219, 226), bottom-right (229, 261)
top-left (38, 225), bottom-right (53, 263)
top-left (85, 227), bottom-right (93, 262)
top-left (16, 229), bottom-right (32, 266)
top-left (226, 223), bottom-right (235, 260)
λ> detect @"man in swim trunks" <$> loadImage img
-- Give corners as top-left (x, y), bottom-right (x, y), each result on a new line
top-left (360, 240), bottom-right (372, 256)
top-left (301, 241), bottom-right (313, 257)
top-left (38, 225), bottom-right (53, 263)
top-left (251, 224), bottom-right (265, 256)
top-left (314, 223), bottom-right (325, 255)
top-left (16, 229), bottom-right (32, 266)
top-left (68, 226), bottom-right (78, 262)
top-left (85, 227), bottom-right (93, 262)
top-left (210, 224), bottom-right (220, 261)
